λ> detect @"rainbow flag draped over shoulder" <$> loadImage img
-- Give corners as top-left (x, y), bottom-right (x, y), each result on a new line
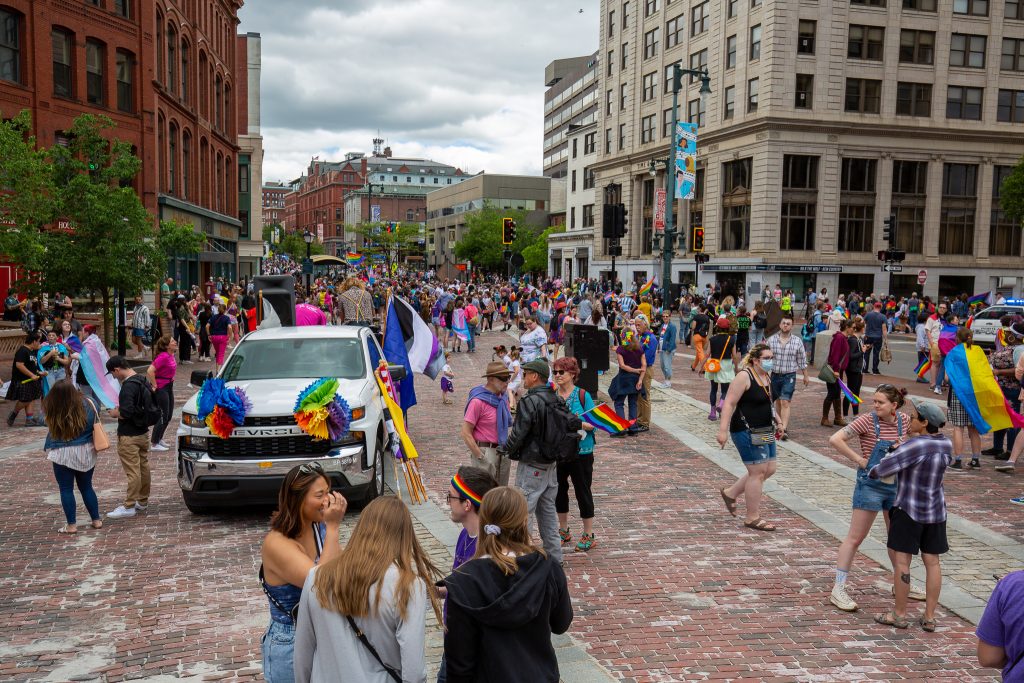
top-left (582, 403), bottom-right (634, 433)
top-left (639, 276), bottom-right (656, 297)
top-left (914, 356), bottom-right (932, 378)
top-left (345, 252), bottom-right (365, 266)
top-left (945, 343), bottom-right (1024, 434)
top-left (938, 322), bottom-right (959, 355)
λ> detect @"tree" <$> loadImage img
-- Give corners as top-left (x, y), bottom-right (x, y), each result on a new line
top-left (1000, 156), bottom-right (1024, 223)
top-left (0, 110), bottom-right (55, 277)
top-left (521, 225), bottom-right (564, 274)
top-left (454, 201), bottom-right (543, 271)
top-left (347, 221), bottom-right (422, 272)
top-left (272, 229), bottom-right (324, 260)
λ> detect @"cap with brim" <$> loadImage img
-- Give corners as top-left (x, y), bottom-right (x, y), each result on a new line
top-left (521, 359), bottom-right (549, 379)
top-left (909, 396), bottom-right (946, 429)
top-left (481, 361), bottom-right (511, 380)
top-left (1010, 322), bottom-right (1024, 339)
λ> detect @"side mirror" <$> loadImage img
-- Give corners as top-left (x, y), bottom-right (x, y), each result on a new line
top-left (387, 364), bottom-right (407, 382)
top-left (190, 370), bottom-right (213, 387)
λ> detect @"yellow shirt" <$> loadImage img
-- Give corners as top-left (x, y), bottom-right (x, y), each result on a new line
top-left (638, 302), bottom-right (652, 320)
top-left (781, 296), bottom-right (792, 311)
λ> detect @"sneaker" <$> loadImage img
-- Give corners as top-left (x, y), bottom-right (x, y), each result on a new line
top-left (995, 463), bottom-right (1015, 473)
top-left (25, 416), bottom-right (45, 427)
top-left (916, 377), bottom-right (930, 384)
top-left (150, 443), bottom-right (169, 452)
top-left (107, 505), bottom-right (137, 519)
top-left (635, 424), bottom-right (650, 432)
top-left (575, 533), bottom-right (596, 552)
top-left (559, 527), bottom-right (572, 544)
top-left (982, 447), bottom-right (1003, 456)
top-left (829, 583), bottom-right (858, 612)
top-left (995, 452), bottom-right (1011, 461)
top-left (134, 502), bottom-right (148, 512)
top-left (891, 585), bottom-right (928, 602)
top-left (948, 459), bottom-right (964, 471)
top-left (1011, 497), bottom-right (1024, 505)
top-left (933, 387), bottom-right (943, 395)
top-left (968, 458), bottom-right (981, 469)
top-left (6, 411), bottom-right (16, 427)
top-left (833, 418), bottom-right (848, 426)
top-left (158, 440), bottom-right (170, 448)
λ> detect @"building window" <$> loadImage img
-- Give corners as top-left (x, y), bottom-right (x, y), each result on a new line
top-left (1002, 38), bottom-right (1024, 71)
top-left (687, 98), bottom-right (705, 127)
top-left (903, 0), bottom-right (936, 9)
top-left (606, 89), bottom-right (613, 114)
top-left (640, 114), bottom-right (657, 143)
top-left (607, 50), bottom-right (614, 76)
top-left (621, 82), bottom-right (628, 110)
top-left (998, 89), bottom-right (1024, 122)
top-left (782, 155), bottom-right (818, 190)
top-left (86, 40), bottom-right (105, 105)
top-left (643, 72), bottom-right (657, 101)
top-left (584, 167), bottom-right (596, 189)
top-left (168, 123), bottom-right (178, 195)
top-left (51, 29), bottom-right (74, 98)
top-left (167, 24), bottom-right (177, 95)
top-left (939, 163), bottom-right (978, 255)
top-left (750, 25), bottom-right (762, 60)
top-left (991, 165), bottom-right (1022, 256)
top-left (752, 0), bottom-right (762, 6)
top-left (0, 10), bottom-right (21, 85)
top-left (619, 123), bottom-right (626, 150)
top-left (892, 160), bottom-right (927, 253)
top-left (663, 108), bottom-right (674, 137)
top-left (571, 170), bottom-right (577, 192)
top-left (899, 29), bottom-right (935, 64)
top-left (780, 202), bottom-right (816, 250)
top-left (644, 28), bottom-right (660, 59)
top-left (645, 0), bottom-right (659, 16)
top-left (114, 0), bottom-right (130, 18)
top-left (116, 51), bottom-right (134, 112)
top-left (691, 1), bottom-right (709, 36)
top-left (623, 1), bottom-right (630, 29)
top-left (182, 132), bottom-right (191, 200)
top-left (954, 0), bottom-right (989, 15)
top-left (584, 132), bottom-right (596, 154)
top-left (780, 156), bottom-right (818, 251)
top-left (215, 75), bottom-right (222, 129)
top-left (947, 86), bottom-right (983, 119)
top-left (689, 48), bottom-right (707, 82)
top-left (794, 74), bottom-right (813, 109)
top-left (724, 86), bottom-right (735, 119)
top-left (583, 204), bottom-right (595, 228)
top-left (622, 42), bottom-right (628, 70)
top-left (239, 163), bottom-right (250, 194)
top-left (896, 82), bottom-right (932, 116)
top-left (1009, 0), bottom-right (1024, 19)
top-left (726, 35), bottom-right (737, 68)
top-left (608, 9), bottom-right (615, 36)
top-left (747, 78), bottom-right (759, 112)
top-left (666, 15), bottom-right (684, 48)
top-left (848, 25), bottom-right (885, 61)
top-left (950, 34), bottom-right (987, 68)
top-left (664, 64), bottom-right (674, 93)
top-left (181, 40), bottom-right (189, 102)
top-left (570, 207), bottom-right (576, 229)
top-left (838, 158), bottom-right (877, 253)
top-left (845, 78), bottom-right (882, 113)
top-left (852, 0), bottom-right (886, 5)
top-left (721, 158), bottom-right (751, 251)
top-left (793, 21), bottom-right (814, 56)
top-left (605, 127), bottom-right (612, 154)
top-left (838, 205), bottom-right (874, 252)
top-left (572, 138), bottom-right (578, 159)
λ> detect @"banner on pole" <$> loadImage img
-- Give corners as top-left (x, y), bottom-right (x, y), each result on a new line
top-left (654, 188), bottom-right (666, 232)
top-left (371, 204), bottom-right (381, 222)
top-left (674, 121), bottom-right (698, 200)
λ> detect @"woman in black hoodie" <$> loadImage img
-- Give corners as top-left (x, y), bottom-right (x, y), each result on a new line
top-left (443, 486), bottom-right (573, 683)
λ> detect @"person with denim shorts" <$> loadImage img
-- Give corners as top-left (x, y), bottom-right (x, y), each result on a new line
top-left (767, 317), bottom-right (809, 440)
top-left (716, 343), bottom-right (779, 532)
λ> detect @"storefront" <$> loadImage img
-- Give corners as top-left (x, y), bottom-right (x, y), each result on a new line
top-left (159, 196), bottom-right (242, 290)
top-left (700, 263), bottom-right (844, 303)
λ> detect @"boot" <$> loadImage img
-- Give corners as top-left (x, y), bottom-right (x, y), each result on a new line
top-left (832, 400), bottom-right (847, 426)
top-left (821, 403), bottom-right (832, 426)
top-left (708, 406), bottom-right (718, 421)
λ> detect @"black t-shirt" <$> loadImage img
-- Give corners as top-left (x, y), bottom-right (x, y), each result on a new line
top-left (3, 296), bottom-right (21, 321)
top-left (11, 345), bottom-right (37, 383)
top-left (692, 314), bottom-right (711, 337)
top-left (708, 334), bottom-right (735, 361)
top-left (208, 313), bottom-right (230, 336)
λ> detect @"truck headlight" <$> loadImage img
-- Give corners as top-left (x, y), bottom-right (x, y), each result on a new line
top-left (182, 435), bottom-right (208, 449)
top-left (182, 412), bottom-right (205, 427)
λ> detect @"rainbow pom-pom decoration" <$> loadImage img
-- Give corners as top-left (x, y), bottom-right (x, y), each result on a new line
top-left (196, 379), bottom-right (252, 439)
top-left (294, 377), bottom-right (352, 441)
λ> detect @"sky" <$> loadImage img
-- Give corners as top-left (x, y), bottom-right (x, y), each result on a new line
top-left (237, 0), bottom-right (599, 184)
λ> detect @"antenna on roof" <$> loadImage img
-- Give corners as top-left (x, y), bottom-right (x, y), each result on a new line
top-left (372, 135), bottom-right (384, 157)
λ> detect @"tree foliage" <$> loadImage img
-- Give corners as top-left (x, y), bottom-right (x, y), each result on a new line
top-left (347, 221), bottom-right (422, 271)
top-left (522, 225), bottom-right (565, 274)
top-left (1001, 156), bottom-right (1024, 223)
top-left (454, 202), bottom-right (544, 271)
top-left (0, 110), bottom-right (56, 272)
top-left (270, 229), bottom-right (324, 259)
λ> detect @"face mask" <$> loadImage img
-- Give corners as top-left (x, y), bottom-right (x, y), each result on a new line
top-left (760, 359), bottom-right (774, 373)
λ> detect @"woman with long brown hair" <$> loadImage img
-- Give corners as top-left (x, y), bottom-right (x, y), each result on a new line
top-left (260, 463), bottom-right (346, 683)
top-left (443, 487), bottom-right (573, 683)
top-left (294, 496), bottom-right (441, 683)
top-left (43, 380), bottom-right (103, 534)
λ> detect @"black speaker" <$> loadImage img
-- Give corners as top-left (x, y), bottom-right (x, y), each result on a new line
top-left (253, 275), bottom-right (295, 328)
top-left (565, 323), bottom-right (610, 372)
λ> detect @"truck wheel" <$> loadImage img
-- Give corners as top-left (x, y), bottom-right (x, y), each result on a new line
top-left (182, 492), bottom-right (213, 515)
top-left (364, 440), bottom-right (385, 504)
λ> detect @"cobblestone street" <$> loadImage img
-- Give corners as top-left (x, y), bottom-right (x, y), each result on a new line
top-left (0, 328), bottom-right (1010, 681)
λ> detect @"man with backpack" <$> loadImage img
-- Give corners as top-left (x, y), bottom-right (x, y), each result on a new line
top-left (502, 359), bottom-right (582, 564)
top-left (105, 356), bottom-right (161, 519)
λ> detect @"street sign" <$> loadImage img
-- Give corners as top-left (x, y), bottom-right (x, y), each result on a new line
top-left (918, 269), bottom-right (928, 285)
top-left (654, 189), bottom-right (666, 233)
top-left (881, 264), bottom-right (903, 273)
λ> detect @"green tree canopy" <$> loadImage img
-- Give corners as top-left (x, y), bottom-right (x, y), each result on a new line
top-left (271, 229), bottom-right (324, 260)
top-left (0, 110), bottom-right (55, 273)
top-left (347, 221), bottom-right (422, 271)
top-left (454, 202), bottom-right (544, 271)
top-left (1000, 156), bottom-right (1024, 223)
top-left (521, 225), bottom-right (564, 274)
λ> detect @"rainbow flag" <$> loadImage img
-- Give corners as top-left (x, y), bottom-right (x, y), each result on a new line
top-left (582, 403), bottom-right (634, 433)
top-left (837, 377), bottom-right (861, 405)
top-left (638, 276), bottom-right (656, 297)
top-left (345, 252), bottom-right (365, 266)
top-left (938, 322), bottom-right (959, 356)
top-left (914, 356), bottom-right (932, 378)
top-left (968, 292), bottom-right (990, 306)
top-left (945, 343), bottom-right (1024, 434)
top-left (553, 289), bottom-right (566, 302)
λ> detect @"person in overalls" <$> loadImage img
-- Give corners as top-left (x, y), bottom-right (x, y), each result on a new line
top-left (826, 385), bottom-right (924, 615)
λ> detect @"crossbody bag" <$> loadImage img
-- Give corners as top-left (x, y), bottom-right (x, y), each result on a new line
top-left (740, 369), bottom-right (779, 444)
top-left (704, 336), bottom-right (731, 374)
top-left (258, 522), bottom-right (324, 623)
top-left (346, 615), bottom-right (401, 682)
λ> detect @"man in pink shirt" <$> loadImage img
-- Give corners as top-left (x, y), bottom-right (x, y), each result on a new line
top-left (464, 300), bottom-right (479, 353)
top-left (294, 297), bottom-right (327, 326)
top-left (461, 362), bottom-right (513, 485)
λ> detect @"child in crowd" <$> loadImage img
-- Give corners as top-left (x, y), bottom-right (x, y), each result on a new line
top-left (441, 353), bottom-right (455, 405)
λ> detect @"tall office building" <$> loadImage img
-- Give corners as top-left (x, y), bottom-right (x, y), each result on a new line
top-left (543, 53), bottom-right (600, 178)
top-left (592, 0), bottom-right (1024, 299)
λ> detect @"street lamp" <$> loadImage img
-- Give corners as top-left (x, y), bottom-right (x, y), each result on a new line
top-left (660, 63), bottom-right (711, 295)
top-left (303, 229), bottom-right (314, 293)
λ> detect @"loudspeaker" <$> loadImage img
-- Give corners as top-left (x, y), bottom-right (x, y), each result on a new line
top-left (253, 275), bottom-right (296, 328)
top-left (565, 323), bottom-right (610, 372)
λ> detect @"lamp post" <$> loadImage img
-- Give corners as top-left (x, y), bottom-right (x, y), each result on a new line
top-left (658, 63), bottom-right (711, 296)
top-left (303, 229), bottom-right (314, 294)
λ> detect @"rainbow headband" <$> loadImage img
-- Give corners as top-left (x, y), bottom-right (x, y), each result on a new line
top-left (451, 474), bottom-right (483, 508)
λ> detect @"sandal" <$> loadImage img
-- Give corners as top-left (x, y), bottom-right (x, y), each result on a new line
top-left (91, 520), bottom-right (103, 529)
top-left (743, 518), bottom-right (777, 532)
top-left (919, 616), bottom-right (937, 632)
top-left (58, 524), bottom-right (77, 534)
top-left (873, 611), bottom-right (910, 629)
top-left (720, 488), bottom-right (738, 517)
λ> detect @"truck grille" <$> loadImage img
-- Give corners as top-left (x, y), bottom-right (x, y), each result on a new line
top-left (207, 435), bottom-right (333, 459)
top-left (244, 415), bottom-right (298, 427)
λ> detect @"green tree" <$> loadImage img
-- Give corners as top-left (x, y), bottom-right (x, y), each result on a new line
top-left (0, 110), bottom-right (55, 277)
top-left (1000, 156), bottom-right (1024, 223)
top-left (454, 201), bottom-right (542, 271)
top-left (272, 229), bottom-right (324, 260)
top-left (521, 225), bottom-right (564, 274)
top-left (347, 221), bottom-right (422, 272)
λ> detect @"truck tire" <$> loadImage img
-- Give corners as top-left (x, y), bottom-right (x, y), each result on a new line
top-left (182, 491), bottom-right (214, 515)
top-left (363, 438), bottom-right (385, 505)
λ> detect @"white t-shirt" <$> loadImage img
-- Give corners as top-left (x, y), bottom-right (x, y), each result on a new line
top-left (520, 326), bottom-right (548, 362)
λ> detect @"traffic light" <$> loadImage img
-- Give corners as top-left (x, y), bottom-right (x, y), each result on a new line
top-left (695, 253), bottom-right (710, 264)
top-left (602, 204), bottom-right (617, 238)
top-left (616, 203), bottom-right (628, 238)
top-left (882, 214), bottom-right (896, 246)
top-left (890, 249), bottom-right (907, 262)
top-left (502, 217), bottom-right (516, 244)
top-left (692, 226), bottom-right (705, 252)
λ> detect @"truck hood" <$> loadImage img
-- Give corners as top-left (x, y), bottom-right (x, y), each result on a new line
top-left (183, 377), bottom-right (372, 416)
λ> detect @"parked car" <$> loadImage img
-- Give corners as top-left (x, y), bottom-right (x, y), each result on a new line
top-left (967, 301), bottom-right (1024, 347)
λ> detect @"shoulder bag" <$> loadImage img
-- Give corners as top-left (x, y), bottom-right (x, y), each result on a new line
top-left (817, 337), bottom-right (849, 384)
top-left (346, 615), bottom-right (401, 682)
top-left (86, 398), bottom-right (110, 452)
top-left (704, 336), bottom-right (730, 374)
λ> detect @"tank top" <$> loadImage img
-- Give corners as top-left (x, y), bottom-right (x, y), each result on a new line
top-left (729, 369), bottom-right (774, 433)
top-left (263, 522), bottom-right (326, 625)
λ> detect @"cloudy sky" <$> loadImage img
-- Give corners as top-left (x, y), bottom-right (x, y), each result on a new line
top-left (237, 0), bottom-right (599, 183)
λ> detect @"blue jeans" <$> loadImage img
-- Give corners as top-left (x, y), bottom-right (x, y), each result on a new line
top-left (864, 336), bottom-right (883, 373)
top-left (467, 323), bottom-right (477, 352)
top-left (933, 357), bottom-right (946, 390)
top-left (614, 393), bottom-right (639, 430)
top-left (262, 620), bottom-right (295, 683)
top-left (52, 463), bottom-right (100, 525)
top-left (994, 388), bottom-right (1021, 452)
top-left (660, 350), bottom-right (674, 380)
top-left (437, 654), bottom-right (447, 683)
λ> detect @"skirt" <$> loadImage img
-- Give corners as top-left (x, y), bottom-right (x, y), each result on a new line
top-left (7, 378), bottom-right (43, 403)
top-left (706, 359), bottom-right (736, 384)
top-left (441, 377), bottom-right (454, 393)
top-left (947, 390), bottom-right (973, 428)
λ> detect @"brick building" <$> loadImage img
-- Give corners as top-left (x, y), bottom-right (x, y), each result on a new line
top-left (261, 180), bottom-right (288, 230)
top-left (0, 0), bottom-right (247, 291)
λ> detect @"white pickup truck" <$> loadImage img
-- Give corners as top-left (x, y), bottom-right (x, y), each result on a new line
top-left (176, 325), bottom-right (401, 514)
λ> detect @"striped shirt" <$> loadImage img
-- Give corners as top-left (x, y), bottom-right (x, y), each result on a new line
top-left (767, 333), bottom-right (807, 374)
top-left (869, 434), bottom-right (953, 524)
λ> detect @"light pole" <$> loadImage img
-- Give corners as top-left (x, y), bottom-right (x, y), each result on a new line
top-left (658, 63), bottom-right (711, 296)
top-left (303, 229), bottom-right (314, 294)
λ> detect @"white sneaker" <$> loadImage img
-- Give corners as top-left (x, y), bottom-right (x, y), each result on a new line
top-left (107, 505), bottom-right (137, 519)
top-left (158, 440), bottom-right (170, 448)
top-left (933, 387), bottom-right (942, 395)
top-left (829, 583), bottom-right (858, 612)
top-left (150, 443), bottom-right (169, 452)
top-left (134, 502), bottom-right (148, 512)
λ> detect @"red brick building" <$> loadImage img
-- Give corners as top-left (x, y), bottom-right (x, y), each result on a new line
top-left (0, 0), bottom-right (246, 291)
top-left (261, 180), bottom-right (287, 230)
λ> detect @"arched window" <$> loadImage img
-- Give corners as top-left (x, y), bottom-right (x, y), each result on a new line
top-left (199, 137), bottom-right (209, 206)
top-left (181, 130), bottom-right (191, 200)
top-left (225, 157), bottom-right (232, 214)
top-left (223, 83), bottom-right (231, 136)
top-left (168, 122), bottom-right (178, 196)
top-left (115, 50), bottom-right (135, 112)
top-left (0, 7), bottom-right (24, 85)
top-left (166, 24), bottom-right (177, 95)
top-left (157, 113), bottom-right (165, 194)
top-left (51, 28), bottom-right (74, 97)
top-left (85, 39), bottom-right (106, 105)
top-left (180, 39), bottom-right (189, 103)
top-left (215, 151), bottom-right (223, 212)
top-left (214, 74), bottom-right (222, 131)
top-left (198, 51), bottom-right (208, 118)
top-left (156, 11), bottom-right (164, 85)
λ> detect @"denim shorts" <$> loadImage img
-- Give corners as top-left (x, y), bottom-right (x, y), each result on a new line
top-left (262, 619), bottom-right (295, 683)
top-left (730, 429), bottom-right (777, 466)
top-left (851, 477), bottom-right (896, 512)
top-left (770, 372), bottom-right (797, 402)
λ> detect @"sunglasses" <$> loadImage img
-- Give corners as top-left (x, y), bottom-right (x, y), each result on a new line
top-left (299, 461), bottom-right (324, 476)
top-left (552, 370), bottom-right (569, 376)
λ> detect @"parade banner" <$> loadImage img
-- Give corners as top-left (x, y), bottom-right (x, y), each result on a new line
top-left (654, 188), bottom-right (666, 232)
top-left (674, 121), bottom-right (698, 200)
top-left (371, 204), bottom-right (381, 222)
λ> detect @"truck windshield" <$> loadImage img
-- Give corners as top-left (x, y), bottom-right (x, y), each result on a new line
top-left (220, 338), bottom-right (366, 381)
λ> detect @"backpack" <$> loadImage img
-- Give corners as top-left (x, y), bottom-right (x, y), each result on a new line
top-left (127, 375), bottom-right (162, 428)
top-left (541, 393), bottom-right (583, 464)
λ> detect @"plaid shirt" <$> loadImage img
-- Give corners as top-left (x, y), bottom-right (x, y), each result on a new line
top-left (767, 333), bottom-right (807, 374)
top-left (869, 434), bottom-right (953, 524)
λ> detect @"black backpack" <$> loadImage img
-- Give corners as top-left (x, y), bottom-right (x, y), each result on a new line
top-left (127, 375), bottom-right (162, 428)
top-left (542, 392), bottom-right (583, 464)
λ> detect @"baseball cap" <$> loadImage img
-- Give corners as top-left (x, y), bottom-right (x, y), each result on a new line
top-left (521, 359), bottom-right (550, 380)
top-left (909, 396), bottom-right (946, 429)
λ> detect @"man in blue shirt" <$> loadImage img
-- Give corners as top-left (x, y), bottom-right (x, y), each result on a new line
top-left (635, 314), bottom-right (658, 431)
top-left (657, 311), bottom-right (677, 389)
top-left (863, 302), bottom-right (888, 374)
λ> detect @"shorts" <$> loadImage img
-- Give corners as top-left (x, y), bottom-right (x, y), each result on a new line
top-left (131, 327), bottom-right (146, 338)
top-left (887, 506), bottom-right (948, 555)
top-left (930, 343), bottom-right (942, 363)
top-left (261, 619), bottom-right (295, 683)
top-left (770, 372), bottom-right (796, 402)
top-left (730, 429), bottom-right (777, 466)
top-left (851, 477), bottom-right (896, 512)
